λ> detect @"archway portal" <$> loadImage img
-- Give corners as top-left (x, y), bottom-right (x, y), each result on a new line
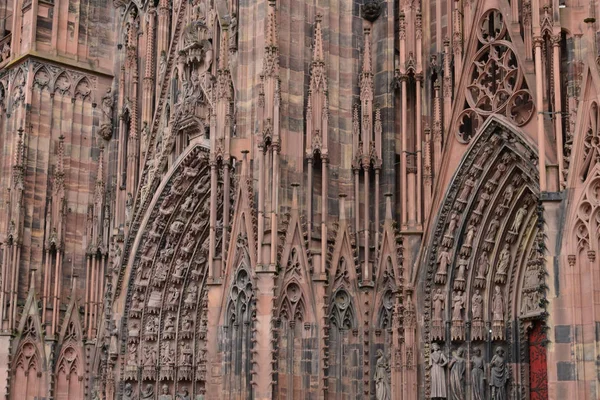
top-left (420, 119), bottom-right (548, 399)
top-left (118, 144), bottom-right (233, 399)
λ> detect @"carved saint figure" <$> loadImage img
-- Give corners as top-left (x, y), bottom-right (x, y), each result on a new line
top-left (433, 289), bottom-right (445, 322)
top-left (159, 385), bottom-right (173, 400)
top-left (375, 349), bottom-right (391, 400)
top-left (449, 348), bottom-right (466, 400)
top-left (471, 290), bottom-right (483, 320)
top-left (510, 205), bottom-right (527, 233)
top-left (162, 342), bottom-right (175, 365)
top-left (492, 285), bottom-right (504, 322)
top-left (476, 251), bottom-right (489, 279)
top-left (452, 291), bottom-right (465, 322)
top-left (101, 88), bottom-right (113, 120)
top-left (471, 348), bottom-right (485, 400)
top-left (123, 383), bottom-right (135, 400)
top-left (185, 284), bottom-right (198, 304)
top-left (490, 347), bottom-right (509, 400)
top-left (436, 248), bottom-right (451, 282)
top-left (159, 51), bottom-right (167, 77)
top-left (486, 218), bottom-right (500, 242)
top-left (501, 184), bottom-right (514, 207)
top-left (141, 384), bottom-right (155, 399)
top-left (180, 342), bottom-right (193, 365)
top-left (458, 175), bottom-right (475, 203)
top-left (125, 193), bottom-right (133, 222)
top-left (429, 343), bottom-right (448, 399)
top-left (176, 387), bottom-right (191, 400)
top-left (474, 191), bottom-right (491, 214)
top-left (495, 244), bottom-right (511, 282)
top-left (164, 313), bottom-right (175, 332)
top-left (464, 224), bottom-right (476, 248)
top-left (445, 212), bottom-right (459, 237)
top-left (127, 343), bottom-right (137, 366)
top-left (167, 287), bottom-right (180, 305)
top-left (143, 344), bottom-right (156, 366)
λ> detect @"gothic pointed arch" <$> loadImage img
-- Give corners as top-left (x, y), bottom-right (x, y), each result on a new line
top-left (53, 71), bottom-right (73, 97)
top-left (10, 285), bottom-right (46, 400)
top-left (112, 140), bottom-right (230, 399)
top-left (325, 220), bottom-right (363, 398)
top-left (55, 298), bottom-right (85, 400)
top-left (417, 117), bottom-right (545, 398)
top-left (273, 207), bottom-right (318, 399)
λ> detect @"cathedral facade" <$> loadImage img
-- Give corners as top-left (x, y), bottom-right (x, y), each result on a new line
top-left (0, 0), bottom-right (597, 398)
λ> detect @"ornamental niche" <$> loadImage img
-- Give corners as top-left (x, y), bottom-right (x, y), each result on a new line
top-left (456, 9), bottom-right (534, 143)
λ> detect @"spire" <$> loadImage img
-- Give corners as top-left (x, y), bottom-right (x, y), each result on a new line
top-left (95, 145), bottom-right (105, 203)
top-left (57, 134), bottom-right (65, 175)
top-left (361, 28), bottom-right (373, 76)
top-left (265, 0), bottom-right (278, 50)
top-left (263, 0), bottom-right (279, 77)
top-left (218, 26), bottom-right (229, 71)
top-left (312, 14), bottom-right (324, 63)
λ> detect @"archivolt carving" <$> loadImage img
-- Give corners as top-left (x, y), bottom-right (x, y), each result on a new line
top-left (457, 9), bottom-right (534, 143)
top-left (116, 144), bottom-right (231, 397)
top-left (421, 119), bottom-right (541, 397)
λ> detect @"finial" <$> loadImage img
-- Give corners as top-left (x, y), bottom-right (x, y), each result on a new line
top-left (384, 193), bottom-right (393, 221)
top-left (339, 193), bottom-right (347, 221)
top-left (291, 183), bottom-right (299, 210)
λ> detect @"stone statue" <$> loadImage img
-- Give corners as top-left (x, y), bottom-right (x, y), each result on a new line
top-left (176, 387), bottom-right (191, 400)
top-left (127, 343), bottom-right (137, 365)
top-left (229, 13), bottom-right (238, 50)
top-left (180, 342), bottom-right (193, 365)
top-left (501, 184), bottom-right (514, 207)
top-left (123, 383), bottom-right (136, 400)
top-left (143, 344), bottom-right (157, 366)
top-left (457, 175), bottom-right (475, 203)
top-left (159, 385), bottom-right (173, 400)
top-left (476, 251), bottom-right (489, 279)
top-left (464, 224), bottom-right (476, 249)
top-left (495, 244), bottom-right (511, 282)
top-left (471, 348), bottom-right (485, 400)
top-left (101, 88), bottom-right (113, 120)
top-left (141, 384), bottom-right (155, 399)
top-left (162, 341), bottom-right (175, 365)
top-left (436, 248), bottom-right (451, 283)
top-left (486, 218), bottom-right (500, 242)
top-left (510, 205), bottom-right (527, 233)
top-left (449, 348), bottom-right (466, 400)
top-left (159, 51), bottom-right (167, 77)
top-left (451, 291), bottom-right (465, 322)
top-left (490, 347), bottom-right (509, 400)
top-left (429, 343), bottom-right (448, 399)
top-left (167, 287), bottom-right (180, 304)
top-left (474, 191), bottom-right (490, 214)
top-left (471, 290), bottom-right (483, 320)
top-left (433, 289), bottom-right (445, 323)
top-left (446, 212), bottom-right (459, 237)
top-left (374, 349), bottom-right (391, 400)
top-left (492, 285), bottom-right (504, 322)
top-left (126, 192), bottom-right (133, 222)
top-left (164, 313), bottom-right (175, 332)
